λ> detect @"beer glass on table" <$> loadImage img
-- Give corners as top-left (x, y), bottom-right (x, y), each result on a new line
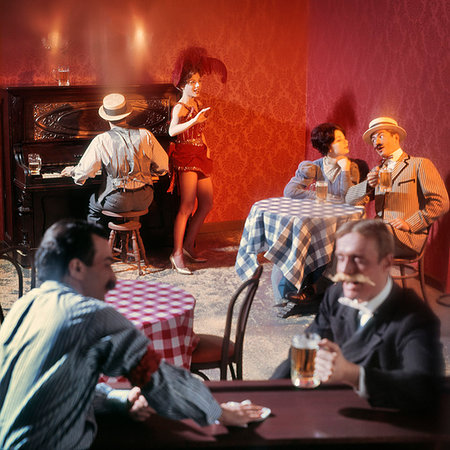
top-left (378, 166), bottom-right (392, 193)
top-left (290, 332), bottom-right (321, 388)
top-left (28, 153), bottom-right (42, 176)
top-left (315, 180), bottom-right (328, 201)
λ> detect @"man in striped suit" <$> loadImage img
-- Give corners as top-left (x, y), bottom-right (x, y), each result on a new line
top-left (345, 117), bottom-right (449, 257)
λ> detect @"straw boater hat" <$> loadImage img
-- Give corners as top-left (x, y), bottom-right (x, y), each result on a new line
top-left (98, 93), bottom-right (133, 121)
top-left (362, 117), bottom-right (407, 143)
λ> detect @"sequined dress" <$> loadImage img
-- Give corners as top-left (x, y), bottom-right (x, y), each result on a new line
top-left (168, 100), bottom-right (212, 192)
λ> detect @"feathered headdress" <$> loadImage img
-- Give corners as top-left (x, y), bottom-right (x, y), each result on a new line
top-left (172, 47), bottom-right (227, 87)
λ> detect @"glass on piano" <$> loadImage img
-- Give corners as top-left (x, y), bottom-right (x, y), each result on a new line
top-left (52, 66), bottom-right (70, 86)
top-left (28, 153), bottom-right (42, 176)
top-left (315, 180), bottom-right (328, 201)
top-left (290, 332), bottom-right (321, 388)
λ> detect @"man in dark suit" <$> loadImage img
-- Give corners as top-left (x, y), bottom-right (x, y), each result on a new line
top-left (345, 117), bottom-right (448, 257)
top-left (271, 219), bottom-right (443, 411)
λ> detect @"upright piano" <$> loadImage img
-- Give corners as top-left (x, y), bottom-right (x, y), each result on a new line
top-left (0, 85), bottom-right (179, 265)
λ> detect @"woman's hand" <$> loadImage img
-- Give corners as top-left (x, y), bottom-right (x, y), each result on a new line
top-left (194, 107), bottom-right (211, 124)
top-left (336, 156), bottom-right (351, 171)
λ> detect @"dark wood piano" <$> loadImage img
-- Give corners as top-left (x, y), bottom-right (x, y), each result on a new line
top-left (0, 85), bottom-right (179, 265)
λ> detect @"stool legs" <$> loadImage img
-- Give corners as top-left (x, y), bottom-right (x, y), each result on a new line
top-left (131, 231), bottom-right (142, 275)
top-left (108, 224), bottom-right (148, 275)
top-left (136, 230), bottom-right (149, 266)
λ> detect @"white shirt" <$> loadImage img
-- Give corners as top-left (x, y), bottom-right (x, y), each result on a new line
top-left (72, 125), bottom-right (168, 190)
top-left (385, 148), bottom-right (404, 170)
top-left (356, 277), bottom-right (393, 397)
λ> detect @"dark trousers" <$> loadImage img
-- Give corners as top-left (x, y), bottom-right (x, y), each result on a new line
top-left (88, 185), bottom-right (153, 229)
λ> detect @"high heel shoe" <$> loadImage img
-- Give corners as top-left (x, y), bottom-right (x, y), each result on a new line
top-left (169, 255), bottom-right (193, 275)
top-left (183, 248), bottom-right (207, 263)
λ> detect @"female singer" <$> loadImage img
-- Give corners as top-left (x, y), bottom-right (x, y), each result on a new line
top-left (168, 48), bottom-right (226, 274)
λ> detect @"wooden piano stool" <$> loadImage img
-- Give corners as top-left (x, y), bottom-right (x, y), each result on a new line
top-left (102, 209), bottom-right (149, 275)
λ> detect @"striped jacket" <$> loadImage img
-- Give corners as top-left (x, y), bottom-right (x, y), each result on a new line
top-left (345, 153), bottom-right (449, 253)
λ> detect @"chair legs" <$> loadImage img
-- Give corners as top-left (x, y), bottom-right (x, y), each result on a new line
top-left (418, 258), bottom-right (429, 305)
top-left (393, 259), bottom-right (429, 305)
top-left (108, 227), bottom-right (147, 275)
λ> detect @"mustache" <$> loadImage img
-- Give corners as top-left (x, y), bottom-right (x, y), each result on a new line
top-left (106, 279), bottom-right (116, 291)
top-left (329, 273), bottom-right (375, 286)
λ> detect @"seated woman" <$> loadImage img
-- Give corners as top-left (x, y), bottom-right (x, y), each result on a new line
top-left (273, 123), bottom-right (360, 314)
top-left (284, 123), bottom-right (359, 200)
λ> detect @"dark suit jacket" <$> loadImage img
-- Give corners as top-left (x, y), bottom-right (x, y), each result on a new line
top-left (271, 283), bottom-right (444, 411)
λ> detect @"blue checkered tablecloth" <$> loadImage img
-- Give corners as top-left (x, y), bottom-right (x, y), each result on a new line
top-left (235, 197), bottom-right (365, 289)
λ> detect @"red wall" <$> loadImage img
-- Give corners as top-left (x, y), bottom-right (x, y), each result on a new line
top-left (0, 0), bottom-right (308, 231)
top-left (1, 0), bottom-right (449, 286)
top-left (305, 0), bottom-right (450, 288)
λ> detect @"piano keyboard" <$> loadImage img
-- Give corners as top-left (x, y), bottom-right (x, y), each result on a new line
top-left (42, 169), bottom-right (103, 179)
top-left (42, 172), bottom-right (63, 179)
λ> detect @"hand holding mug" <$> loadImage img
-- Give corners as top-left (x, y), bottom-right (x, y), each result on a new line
top-left (367, 167), bottom-right (380, 188)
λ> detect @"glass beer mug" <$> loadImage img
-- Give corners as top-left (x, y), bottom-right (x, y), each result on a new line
top-left (290, 332), bottom-right (321, 388)
top-left (378, 166), bottom-right (392, 193)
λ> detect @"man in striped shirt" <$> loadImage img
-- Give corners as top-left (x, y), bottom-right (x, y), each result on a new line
top-left (345, 117), bottom-right (449, 257)
top-left (0, 220), bottom-right (263, 449)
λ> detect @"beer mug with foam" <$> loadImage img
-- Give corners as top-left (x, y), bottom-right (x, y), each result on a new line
top-left (290, 332), bottom-right (321, 388)
top-left (315, 180), bottom-right (328, 201)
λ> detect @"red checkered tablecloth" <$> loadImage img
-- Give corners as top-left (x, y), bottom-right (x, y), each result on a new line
top-left (104, 279), bottom-right (198, 369)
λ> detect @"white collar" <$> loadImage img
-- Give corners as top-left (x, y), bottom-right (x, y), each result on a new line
top-left (389, 148), bottom-right (404, 162)
top-left (363, 277), bottom-right (393, 314)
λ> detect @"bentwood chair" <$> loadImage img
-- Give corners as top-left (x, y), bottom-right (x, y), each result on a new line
top-left (391, 228), bottom-right (430, 305)
top-left (190, 265), bottom-right (263, 381)
top-left (0, 245), bottom-right (25, 324)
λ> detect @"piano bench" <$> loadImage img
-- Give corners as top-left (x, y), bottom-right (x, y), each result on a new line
top-left (105, 214), bottom-right (149, 276)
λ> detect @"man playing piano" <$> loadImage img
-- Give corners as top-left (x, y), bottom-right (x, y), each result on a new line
top-left (61, 93), bottom-right (168, 227)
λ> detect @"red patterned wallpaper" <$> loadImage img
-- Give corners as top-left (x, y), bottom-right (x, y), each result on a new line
top-left (1, 0), bottom-right (448, 286)
top-left (0, 0), bottom-right (308, 230)
top-left (305, 0), bottom-right (450, 288)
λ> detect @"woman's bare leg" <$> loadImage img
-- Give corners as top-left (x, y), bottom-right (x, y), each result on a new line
top-left (183, 176), bottom-right (213, 257)
top-left (171, 171), bottom-right (198, 268)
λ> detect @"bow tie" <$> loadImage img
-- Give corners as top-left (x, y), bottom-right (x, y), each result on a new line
top-left (338, 297), bottom-right (373, 317)
top-left (379, 156), bottom-right (392, 167)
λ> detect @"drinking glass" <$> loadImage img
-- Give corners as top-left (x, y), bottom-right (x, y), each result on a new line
top-left (315, 180), bottom-right (328, 201)
top-left (52, 67), bottom-right (70, 86)
top-left (28, 153), bottom-right (42, 175)
top-left (290, 332), bottom-right (321, 388)
top-left (378, 166), bottom-right (392, 192)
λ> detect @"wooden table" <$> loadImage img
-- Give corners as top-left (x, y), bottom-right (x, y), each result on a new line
top-left (93, 380), bottom-right (449, 449)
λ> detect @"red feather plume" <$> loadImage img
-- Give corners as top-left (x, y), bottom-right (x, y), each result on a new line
top-left (172, 47), bottom-right (227, 87)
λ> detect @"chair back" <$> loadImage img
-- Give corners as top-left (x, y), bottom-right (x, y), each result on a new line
top-left (392, 227), bottom-right (430, 304)
top-left (0, 246), bottom-right (25, 324)
top-left (219, 265), bottom-right (263, 379)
